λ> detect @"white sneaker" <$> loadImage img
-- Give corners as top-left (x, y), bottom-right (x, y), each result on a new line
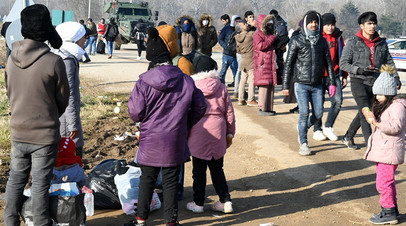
top-left (299, 143), bottom-right (311, 156)
top-left (137, 56), bottom-right (142, 60)
top-left (211, 201), bottom-right (233, 213)
top-left (323, 126), bottom-right (338, 141)
top-left (186, 201), bottom-right (204, 213)
top-left (313, 130), bottom-right (327, 141)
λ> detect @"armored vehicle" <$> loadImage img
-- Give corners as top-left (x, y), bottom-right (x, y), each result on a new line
top-left (104, 1), bottom-right (158, 49)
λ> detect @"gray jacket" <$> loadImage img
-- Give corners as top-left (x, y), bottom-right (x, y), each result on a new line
top-left (53, 49), bottom-right (84, 147)
top-left (339, 35), bottom-right (398, 86)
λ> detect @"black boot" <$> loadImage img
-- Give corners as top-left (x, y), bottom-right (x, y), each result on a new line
top-left (374, 205), bottom-right (400, 219)
top-left (369, 207), bottom-right (398, 225)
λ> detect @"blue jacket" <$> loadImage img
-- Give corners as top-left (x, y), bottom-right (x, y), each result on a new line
top-left (218, 23), bottom-right (235, 56)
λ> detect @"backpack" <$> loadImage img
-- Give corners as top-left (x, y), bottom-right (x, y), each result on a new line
top-left (274, 16), bottom-right (288, 38)
top-left (227, 31), bottom-right (237, 55)
top-left (107, 24), bottom-right (118, 39)
top-left (96, 41), bottom-right (105, 54)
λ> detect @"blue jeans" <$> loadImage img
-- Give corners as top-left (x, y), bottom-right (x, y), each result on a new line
top-left (87, 36), bottom-right (97, 55)
top-left (219, 54), bottom-right (238, 84)
top-left (294, 83), bottom-right (323, 144)
top-left (107, 40), bottom-right (114, 55)
top-left (5, 141), bottom-right (58, 226)
top-left (234, 53), bottom-right (242, 93)
top-left (312, 77), bottom-right (343, 131)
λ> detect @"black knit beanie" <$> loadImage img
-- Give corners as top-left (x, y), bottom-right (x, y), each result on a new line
top-left (358, 11), bottom-right (377, 25)
top-left (193, 55), bottom-right (218, 73)
top-left (322, 13), bottom-right (336, 25)
top-left (306, 12), bottom-right (319, 26)
top-left (20, 4), bottom-right (62, 48)
top-left (146, 27), bottom-right (171, 68)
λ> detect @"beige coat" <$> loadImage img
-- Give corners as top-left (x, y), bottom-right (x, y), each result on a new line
top-left (236, 31), bottom-right (254, 71)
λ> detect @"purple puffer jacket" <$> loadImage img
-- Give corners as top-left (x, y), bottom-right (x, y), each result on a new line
top-left (128, 65), bottom-right (207, 167)
top-left (253, 14), bottom-right (277, 86)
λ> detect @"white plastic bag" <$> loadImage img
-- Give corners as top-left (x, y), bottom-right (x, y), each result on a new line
top-left (114, 165), bottom-right (161, 215)
top-left (81, 186), bottom-right (94, 216)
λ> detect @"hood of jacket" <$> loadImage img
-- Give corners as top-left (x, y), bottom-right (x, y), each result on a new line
top-left (175, 15), bottom-right (196, 27)
top-left (197, 13), bottom-right (213, 28)
top-left (230, 15), bottom-right (241, 27)
top-left (301, 10), bottom-right (321, 36)
top-left (10, 39), bottom-right (50, 69)
top-left (192, 70), bottom-right (221, 96)
top-left (139, 65), bottom-right (183, 92)
top-left (259, 14), bottom-right (275, 34)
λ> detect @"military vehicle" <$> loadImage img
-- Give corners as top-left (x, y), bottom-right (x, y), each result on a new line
top-left (104, 1), bottom-right (158, 49)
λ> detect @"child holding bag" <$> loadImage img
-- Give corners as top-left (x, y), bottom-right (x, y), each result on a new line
top-left (363, 65), bottom-right (406, 225)
top-left (186, 55), bottom-right (236, 214)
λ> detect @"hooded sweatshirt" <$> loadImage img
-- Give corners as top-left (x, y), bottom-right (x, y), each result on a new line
top-left (322, 28), bottom-right (348, 78)
top-left (128, 65), bottom-right (207, 167)
top-left (6, 39), bottom-right (70, 144)
top-left (188, 70), bottom-right (235, 160)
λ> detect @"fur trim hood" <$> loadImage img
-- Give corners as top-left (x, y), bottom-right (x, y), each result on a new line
top-left (198, 13), bottom-right (213, 28)
top-left (175, 15), bottom-right (196, 27)
top-left (191, 70), bottom-right (221, 96)
top-left (259, 14), bottom-right (275, 34)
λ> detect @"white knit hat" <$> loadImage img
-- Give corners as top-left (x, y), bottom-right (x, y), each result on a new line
top-left (373, 71), bottom-right (397, 96)
top-left (56, 21), bottom-right (86, 42)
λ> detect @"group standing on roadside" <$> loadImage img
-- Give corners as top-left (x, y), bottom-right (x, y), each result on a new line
top-left (2, 3), bottom-right (406, 226)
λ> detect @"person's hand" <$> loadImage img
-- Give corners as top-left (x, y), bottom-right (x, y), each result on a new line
top-left (357, 67), bottom-right (378, 75)
top-left (226, 134), bottom-right (233, 148)
top-left (282, 89), bottom-right (289, 96)
top-left (341, 77), bottom-right (348, 89)
top-left (395, 76), bottom-right (402, 90)
top-left (362, 107), bottom-right (376, 124)
top-left (248, 20), bottom-right (257, 28)
top-left (69, 130), bottom-right (80, 139)
top-left (329, 85), bottom-right (336, 98)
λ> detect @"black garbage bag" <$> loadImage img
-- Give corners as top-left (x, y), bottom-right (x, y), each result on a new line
top-left (86, 159), bottom-right (128, 209)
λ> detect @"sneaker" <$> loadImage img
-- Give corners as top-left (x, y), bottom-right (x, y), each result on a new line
top-left (227, 82), bottom-right (234, 87)
top-left (258, 109), bottom-right (275, 116)
top-left (211, 201), bottom-right (233, 213)
top-left (323, 127), bottom-right (338, 141)
top-left (299, 143), bottom-right (311, 156)
top-left (369, 207), bottom-right (398, 225)
top-left (313, 130), bottom-right (327, 141)
top-left (186, 202), bottom-right (204, 213)
top-left (289, 106), bottom-right (299, 113)
top-left (247, 100), bottom-right (258, 107)
top-left (137, 56), bottom-right (142, 60)
top-left (83, 59), bottom-right (91, 63)
top-left (342, 136), bottom-right (358, 150)
top-left (232, 92), bottom-right (238, 99)
top-left (108, 55), bottom-right (112, 59)
top-left (238, 100), bottom-right (246, 106)
top-left (123, 219), bottom-right (146, 226)
top-left (166, 222), bottom-right (182, 226)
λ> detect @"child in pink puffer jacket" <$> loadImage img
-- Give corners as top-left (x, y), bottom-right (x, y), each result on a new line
top-left (186, 55), bottom-right (236, 214)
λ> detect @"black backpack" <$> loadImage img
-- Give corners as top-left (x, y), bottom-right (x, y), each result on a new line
top-left (107, 24), bottom-right (118, 39)
top-left (227, 31), bottom-right (237, 55)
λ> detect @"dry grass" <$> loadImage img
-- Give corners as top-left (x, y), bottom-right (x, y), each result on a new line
top-left (0, 70), bottom-right (11, 153)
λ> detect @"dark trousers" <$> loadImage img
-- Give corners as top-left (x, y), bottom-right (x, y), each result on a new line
top-left (5, 141), bottom-right (58, 226)
top-left (136, 40), bottom-right (145, 57)
top-left (192, 157), bottom-right (231, 206)
top-left (345, 81), bottom-right (373, 142)
top-left (137, 165), bottom-right (180, 223)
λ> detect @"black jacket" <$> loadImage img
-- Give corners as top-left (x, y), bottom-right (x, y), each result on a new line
top-left (339, 34), bottom-right (398, 86)
top-left (282, 31), bottom-right (335, 90)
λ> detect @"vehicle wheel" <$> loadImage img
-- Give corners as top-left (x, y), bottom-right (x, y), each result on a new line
top-left (114, 42), bottom-right (121, 50)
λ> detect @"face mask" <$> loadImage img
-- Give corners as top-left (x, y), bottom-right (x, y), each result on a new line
top-left (183, 24), bottom-right (190, 32)
top-left (202, 20), bottom-right (209, 26)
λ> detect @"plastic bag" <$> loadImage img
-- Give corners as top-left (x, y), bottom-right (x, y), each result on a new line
top-left (85, 159), bottom-right (127, 209)
top-left (49, 182), bottom-right (80, 196)
top-left (114, 165), bottom-right (161, 215)
top-left (49, 193), bottom-right (86, 226)
top-left (82, 186), bottom-right (94, 216)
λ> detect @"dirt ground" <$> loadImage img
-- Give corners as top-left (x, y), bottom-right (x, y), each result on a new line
top-left (1, 43), bottom-right (406, 225)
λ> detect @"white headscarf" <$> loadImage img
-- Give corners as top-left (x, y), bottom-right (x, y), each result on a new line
top-left (55, 22), bottom-right (86, 60)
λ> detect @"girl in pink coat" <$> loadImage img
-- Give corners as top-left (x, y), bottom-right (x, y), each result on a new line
top-left (253, 14), bottom-right (277, 116)
top-left (186, 55), bottom-right (236, 214)
top-left (363, 66), bottom-right (406, 225)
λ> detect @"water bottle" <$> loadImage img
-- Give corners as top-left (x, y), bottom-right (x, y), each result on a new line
top-left (81, 186), bottom-right (94, 216)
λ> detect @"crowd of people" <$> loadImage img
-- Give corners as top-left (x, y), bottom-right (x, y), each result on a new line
top-left (2, 3), bottom-right (406, 226)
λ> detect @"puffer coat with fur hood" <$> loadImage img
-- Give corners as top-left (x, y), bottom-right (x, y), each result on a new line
top-left (197, 14), bottom-right (218, 56)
